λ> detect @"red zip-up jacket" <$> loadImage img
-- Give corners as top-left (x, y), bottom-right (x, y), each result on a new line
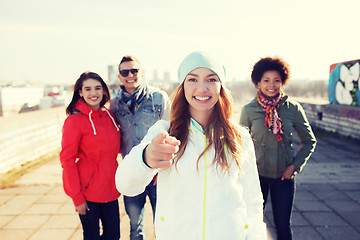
top-left (60, 99), bottom-right (121, 207)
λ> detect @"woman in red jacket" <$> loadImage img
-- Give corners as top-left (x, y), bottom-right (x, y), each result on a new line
top-left (60, 71), bottom-right (121, 240)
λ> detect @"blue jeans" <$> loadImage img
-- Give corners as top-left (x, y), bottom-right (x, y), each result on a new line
top-left (79, 199), bottom-right (120, 240)
top-left (123, 180), bottom-right (156, 240)
top-left (260, 176), bottom-right (295, 240)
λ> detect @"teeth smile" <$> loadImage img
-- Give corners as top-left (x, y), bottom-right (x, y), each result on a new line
top-left (194, 96), bottom-right (210, 101)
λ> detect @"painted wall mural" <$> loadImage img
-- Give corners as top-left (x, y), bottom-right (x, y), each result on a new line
top-left (329, 59), bottom-right (360, 106)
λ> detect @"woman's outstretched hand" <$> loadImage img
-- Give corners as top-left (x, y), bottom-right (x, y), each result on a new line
top-left (144, 131), bottom-right (180, 169)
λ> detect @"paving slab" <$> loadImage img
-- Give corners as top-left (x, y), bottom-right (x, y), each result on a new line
top-left (311, 189), bottom-right (352, 201)
top-left (302, 212), bottom-right (348, 227)
top-left (0, 195), bottom-right (41, 215)
top-left (291, 212), bottom-right (310, 226)
top-left (68, 228), bottom-right (82, 240)
top-left (294, 200), bottom-right (332, 212)
top-left (335, 211), bottom-right (360, 227)
top-left (42, 215), bottom-right (80, 229)
top-left (20, 185), bottom-right (55, 195)
top-left (0, 215), bottom-right (15, 228)
top-left (317, 226), bottom-right (360, 240)
top-left (4, 215), bottom-right (49, 229)
top-left (292, 226), bottom-right (323, 240)
top-left (325, 200), bottom-right (360, 212)
top-left (344, 190), bottom-right (360, 202)
top-left (28, 229), bottom-right (75, 240)
top-left (333, 183), bottom-right (360, 191)
top-left (0, 186), bottom-right (28, 195)
top-left (0, 195), bottom-right (15, 205)
top-left (37, 192), bottom-right (69, 203)
top-left (56, 201), bottom-right (78, 215)
top-left (22, 203), bottom-right (63, 215)
top-left (298, 182), bottom-right (337, 192)
top-left (0, 229), bottom-right (35, 240)
top-left (14, 159), bottom-right (62, 186)
top-left (293, 190), bottom-right (317, 201)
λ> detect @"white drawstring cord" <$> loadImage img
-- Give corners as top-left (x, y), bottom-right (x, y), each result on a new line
top-left (88, 110), bottom-right (97, 135)
top-left (104, 108), bottom-right (120, 131)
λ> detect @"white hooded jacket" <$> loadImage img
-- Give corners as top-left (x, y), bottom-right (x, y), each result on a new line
top-left (115, 119), bottom-right (266, 240)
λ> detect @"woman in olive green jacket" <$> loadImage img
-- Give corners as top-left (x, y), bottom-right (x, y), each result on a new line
top-left (240, 57), bottom-right (316, 240)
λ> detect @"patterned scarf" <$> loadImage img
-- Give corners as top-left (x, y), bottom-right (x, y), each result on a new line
top-left (256, 90), bottom-right (284, 141)
top-left (119, 85), bottom-right (146, 114)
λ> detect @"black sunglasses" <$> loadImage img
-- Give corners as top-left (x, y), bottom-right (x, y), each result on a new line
top-left (119, 69), bottom-right (139, 77)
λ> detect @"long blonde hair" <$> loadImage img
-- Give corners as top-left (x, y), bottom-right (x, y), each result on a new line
top-left (168, 82), bottom-right (243, 173)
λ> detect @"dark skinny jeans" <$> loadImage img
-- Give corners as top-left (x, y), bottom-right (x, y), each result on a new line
top-left (79, 199), bottom-right (120, 240)
top-left (260, 176), bottom-right (295, 240)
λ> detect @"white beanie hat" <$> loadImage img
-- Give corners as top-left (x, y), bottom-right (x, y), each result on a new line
top-left (177, 51), bottom-right (226, 83)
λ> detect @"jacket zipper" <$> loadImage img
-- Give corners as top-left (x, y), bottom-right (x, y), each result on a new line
top-left (202, 134), bottom-right (207, 240)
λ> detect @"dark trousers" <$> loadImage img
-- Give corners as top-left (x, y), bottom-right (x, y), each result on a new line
top-left (123, 180), bottom-right (156, 240)
top-left (79, 199), bottom-right (120, 240)
top-left (260, 176), bottom-right (295, 240)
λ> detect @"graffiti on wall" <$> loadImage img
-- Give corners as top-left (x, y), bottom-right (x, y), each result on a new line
top-left (329, 59), bottom-right (360, 106)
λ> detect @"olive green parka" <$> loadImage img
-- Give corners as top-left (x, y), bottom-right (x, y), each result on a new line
top-left (240, 95), bottom-right (317, 179)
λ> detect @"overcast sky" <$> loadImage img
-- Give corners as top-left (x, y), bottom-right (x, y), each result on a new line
top-left (1, 0), bottom-right (359, 84)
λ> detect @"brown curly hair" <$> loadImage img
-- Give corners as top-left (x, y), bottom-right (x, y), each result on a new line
top-left (251, 56), bottom-right (290, 86)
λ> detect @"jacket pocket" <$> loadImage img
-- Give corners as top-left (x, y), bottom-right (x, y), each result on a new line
top-left (117, 111), bottom-right (132, 130)
top-left (84, 175), bottom-right (93, 190)
top-left (141, 105), bottom-right (162, 128)
top-left (77, 160), bottom-right (95, 191)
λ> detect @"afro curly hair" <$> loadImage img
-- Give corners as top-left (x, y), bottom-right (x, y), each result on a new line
top-left (251, 56), bottom-right (290, 86)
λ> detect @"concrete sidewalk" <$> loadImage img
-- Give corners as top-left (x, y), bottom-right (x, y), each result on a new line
top-left (265, 133), bottom-right (360, 240)
top-left (0, 159), bottom-right (155, 240)
top-left (0, 131), bottom-right (360, 240)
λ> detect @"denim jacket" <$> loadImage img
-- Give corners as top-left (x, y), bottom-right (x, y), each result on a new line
top-left (110, 84), bottom-right (170, 158)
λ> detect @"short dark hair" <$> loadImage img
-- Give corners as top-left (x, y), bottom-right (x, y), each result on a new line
top-left (251, 57), bottom-right (290, 86)
top-left (66, 71), bottom-right (110, 115)
top-left (118, 55), bottom-right (141, 72)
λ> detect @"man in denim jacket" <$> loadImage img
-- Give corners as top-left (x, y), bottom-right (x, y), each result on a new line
top-left (110, 55), bottom-right (170, 240)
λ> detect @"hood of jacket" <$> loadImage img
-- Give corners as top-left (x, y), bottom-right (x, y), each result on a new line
top-left (75, 99), bottom-right (119, 135)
